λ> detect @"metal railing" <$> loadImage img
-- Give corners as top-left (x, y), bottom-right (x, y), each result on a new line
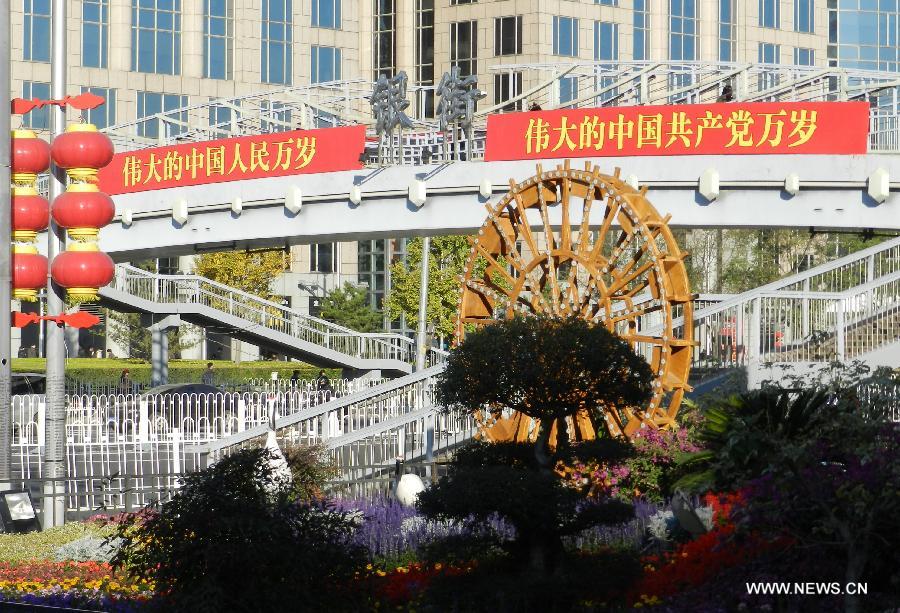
top-left (197, 365), bottom-right (477, 478)
top-left (99, 61), bottom-right (900, 156)
top-left (650, 237), bottom-right (900, 373)
top-left (105, 264), bottom-right (448, 367)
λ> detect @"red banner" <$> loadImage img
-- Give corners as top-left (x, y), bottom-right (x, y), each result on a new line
top-left (484, 102), bottom-right (869, 161)
top-left (99, 125), bottom-right (366, 195)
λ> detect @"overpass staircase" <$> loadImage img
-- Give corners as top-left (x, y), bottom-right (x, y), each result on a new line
top-left (113, 237), bottom-right (900, 488)
top-left (98, 265), bottom-right (426, 376)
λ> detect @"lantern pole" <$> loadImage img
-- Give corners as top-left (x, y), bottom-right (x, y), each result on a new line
top-left (0, 0), bottom-right (12, 483)
top-left (43, 0), bottom-right (67, 527)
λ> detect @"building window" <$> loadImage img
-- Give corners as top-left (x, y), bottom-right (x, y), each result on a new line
top-left (204, 0), bottom-right (233, 79)
top-left (415, 0), bottom-right (435, 118)
top-left (261, 0), bottom-right (292, 85)
top-left (670, 0), bottom-right (698, 61)
top-left (494, 72), bottom-right (523, 112)
top-left (794, 0), bottom-right (814, 33)
top-left (759, 0), bottom-right (780, 29)
top-left (552, 16), bottom-right (579, 57)
top-left (374, 0), bottom-right (395, 79)
top-left (82, 0), bottom-right (108, 68)
top-left (450, 0), bottom-right (475, 4)
top-left (311, 46), bottom-right (341, 83)
top-left (595, 22), bottom-right (618, 103)
top-left (208, 102), bottom-right (240, 137)
top-left (494, 16), bottom-right (522, 56)
top-left (794, 46), bottom-right (814, 65)
top-left (261, 100), bottom-right (292, 132)
top-left (594, 21), bottom-right (618, 61)
top-left (131, 0), bottom-right (181, 75)
top-left (310, 243), bottom-right (336, 273)
top-left (24, 0), bottom-right (51, 62)
top-left (758, 43), bottom-right (780, 90)
top-left (80, 87), bottom-right (116, 129)
top-left (559, 76), bottom-right (578, 105)
top-left (22, 82), bottom-right (50, 130)
top-left (720, 0), bottom-right (736, 62)
top-left (312, 0), bottom-right (340, 28)
top-left (596, 0), bottom-right (617, 4)
top-left (633, 0), bottom-right (650, 60)
top-left (450, 20), bottom-right (477, 77)
top-left (136, 92), bottom-right (188, 140)
top-left (358, 240), bottom-right (387, 311)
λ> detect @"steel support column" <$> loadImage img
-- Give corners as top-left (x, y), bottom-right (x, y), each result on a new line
top-left (414, 237), bottom-right (431, 372)
top-left (0, 0), bottom-right (12, 483)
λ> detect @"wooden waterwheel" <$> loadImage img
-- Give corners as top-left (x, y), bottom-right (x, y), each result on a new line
top-left (454, 161), bottom-right (693, 440)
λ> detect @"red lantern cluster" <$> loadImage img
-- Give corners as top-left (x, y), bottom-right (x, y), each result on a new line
top-left (49, 123), bottom-right (116, 302)
top-left (10, 130), bottom-right (50, 301)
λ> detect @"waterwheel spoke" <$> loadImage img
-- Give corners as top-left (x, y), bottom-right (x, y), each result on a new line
top-left (458, 164), bottom-right (691, 442)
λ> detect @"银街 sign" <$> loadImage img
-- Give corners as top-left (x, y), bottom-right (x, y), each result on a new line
top-left (99, 125), bottom-right (366, 195)
top-left (483, 101), bottom-right (869, 161)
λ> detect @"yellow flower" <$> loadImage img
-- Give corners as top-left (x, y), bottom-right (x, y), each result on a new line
top-left (376, 570), bottom-right (387, 577)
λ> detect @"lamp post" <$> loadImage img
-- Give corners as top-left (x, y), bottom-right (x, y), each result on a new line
top-left (43, 0), bottom-right (68, 527)
top-left (0, 0), bottom-right (12, 484)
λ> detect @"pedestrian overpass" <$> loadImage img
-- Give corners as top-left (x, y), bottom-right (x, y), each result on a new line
top-left (92, 60), bottom-right (900, 260)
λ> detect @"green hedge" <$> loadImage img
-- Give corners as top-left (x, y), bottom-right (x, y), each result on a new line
top-left (12, 358), bottom-right (339, 386)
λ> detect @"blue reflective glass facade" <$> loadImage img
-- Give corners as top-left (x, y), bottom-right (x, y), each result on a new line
top-left (559, 75), bottom-right (578, 104)
top-left (131, 0), bottom-right (182, 75)
top-left (312, 0), bottom-right (341, 29)
top-left (22, 81), bottom-right (50, 129)
top-left (82, 0), bottom-right (108, 68)
top-left (262, 0), bottom-right (292, 84)
top-left (80, 87), bottom-right (116, 128)
top-left (553, 16), bottom-right (578, 57)
top-left (204, 0), bottom-right (232, 79)
top-left (830, 2), bottom-right (900, 71)
top-left (311, 46), bottom-right (341, 82)
top-left (670, 0), bottom-right (697, 61)
top-left (137, 91), bottom-right (188, 139)
top-left (24, 0), bottom-right (51, 62)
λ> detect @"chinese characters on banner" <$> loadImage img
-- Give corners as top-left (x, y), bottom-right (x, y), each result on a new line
top-left (483, 102), bottom-right (869, 161)
top-left (98, 125), bottom-right (366, 195)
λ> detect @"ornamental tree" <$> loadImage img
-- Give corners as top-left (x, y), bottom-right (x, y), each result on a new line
top-left (435, 315), bottom-right (653, 465)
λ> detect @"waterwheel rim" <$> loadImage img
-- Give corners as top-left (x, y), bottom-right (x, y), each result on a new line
top-left (455, 160), bottom-right (693, 440)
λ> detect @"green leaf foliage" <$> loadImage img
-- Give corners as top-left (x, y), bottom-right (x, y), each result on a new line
top-left (109, 448), bottom-right (367, 612)
top-left (436, 315), bottom-right (653, 439)
top-left (319, 282), bottom-right (383, 332)
top-left (384, 236), bottom-right (471, 338)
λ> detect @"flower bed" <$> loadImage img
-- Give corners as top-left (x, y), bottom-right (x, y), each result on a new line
top-left (0, 560), bottom-right (153, 612)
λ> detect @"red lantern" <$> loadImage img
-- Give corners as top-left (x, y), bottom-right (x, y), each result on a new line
top-left (50, 123), bottom-right (114, 182)
top-left (50, 242), bottom-right (115, 302)
top-left (52, 183), bottom-right (115, 241)
top-left (11, 186), bottom-right (50, 242)
top-left (12, 245), bottom-right (48, 302)
top-left (11, 130), bottom-right (51, 185)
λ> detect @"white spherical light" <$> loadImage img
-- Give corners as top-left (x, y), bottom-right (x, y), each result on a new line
top-left (395, 474), bottom-right (425, 507)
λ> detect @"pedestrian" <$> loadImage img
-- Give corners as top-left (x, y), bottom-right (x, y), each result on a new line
top-left (290, 369), bottom-right (301, 388)
top-left (106, 348), bottom-right (115, 359)
top-left (201, 362), bottom-right (215, 385)
top-left (315, 369), bottom-right (333, 394)
top-left (117, 369), bottom-right (131, 395)
top-left (528, 101), bottom-right (542, 112)
top-left (716, 84), bottom-right (734, 102)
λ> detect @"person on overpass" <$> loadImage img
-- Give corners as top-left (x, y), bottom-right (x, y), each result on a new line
top-left (316, 370), bottom-right (333, 395)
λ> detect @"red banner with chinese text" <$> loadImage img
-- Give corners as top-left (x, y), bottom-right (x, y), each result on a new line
top-left (483, 102), bottom-right (869, 161)
top-left (99, 125), bottom-right (366, 195)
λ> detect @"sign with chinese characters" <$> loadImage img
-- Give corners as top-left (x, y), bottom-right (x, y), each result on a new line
top-left (483, 102), bottom-right (869, 161)
top-left (99, 125), bottom-right (366, 195)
